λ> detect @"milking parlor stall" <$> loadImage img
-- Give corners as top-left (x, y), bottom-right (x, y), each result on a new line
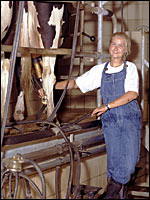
top-left (1, 1), bottom-right (149, 199)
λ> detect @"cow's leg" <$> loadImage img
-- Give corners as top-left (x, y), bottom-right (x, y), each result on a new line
top-left (1, 1), bottom-right (13, 40)
top-left (42, 56), bottom-right (56, 119)
top-left (14, 2), bottom-right (33, 120)
top-left (1, 53), bottom-right (11, 133)
top-left (1, 54), bottom-right (10, 123)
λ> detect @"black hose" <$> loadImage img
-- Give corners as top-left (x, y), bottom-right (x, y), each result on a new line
top-left (62, 111), bottom-right (93, 129)
top-left (1, 170), bottom-right (11, 199)
top-left (46, 1), bottom-right (80, 123)
top-left (25, 178), bottom-right (32, 198)
top-left (8, 172), bottom-right (13, 198)
top-left (71, 144), bottom-right (81, 199)
top-left (13, 172), bottom-right (19, 199)
top-left (19, 172), bottom-right (43, 198)
top-left (22, 157), bottom-right (46, 199)
top-left (36, 121), bottom-right (74, 199)
top-left (21, 177), bottom-right (27, 198)
top-left (55, 165), bottom-right (61, 199)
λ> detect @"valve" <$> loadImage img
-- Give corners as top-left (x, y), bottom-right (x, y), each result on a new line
top-left (82, 32), bottom-right (96, 42)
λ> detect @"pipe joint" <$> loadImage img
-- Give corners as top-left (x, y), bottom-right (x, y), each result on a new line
top-left (136, 25), bottom-right (149, 33)
top-left (90, 6), bottom-right (112, 16)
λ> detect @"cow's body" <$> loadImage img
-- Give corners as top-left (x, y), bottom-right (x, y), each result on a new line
top-left (1, 1), bottom-right (69, 122)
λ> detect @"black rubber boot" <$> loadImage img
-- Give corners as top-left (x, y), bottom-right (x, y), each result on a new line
top-left (99, 177), bottom-right (122, 199)
top-left (118, 184), bottom-right (128, 199)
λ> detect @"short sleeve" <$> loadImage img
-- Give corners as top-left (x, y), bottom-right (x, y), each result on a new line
top-left (124, 62), bottom-right (139, 94)
top-left (75, 64), bottom-right (105, 93)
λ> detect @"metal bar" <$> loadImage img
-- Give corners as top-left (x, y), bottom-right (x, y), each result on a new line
top-left (15, 134), bottom-right (104, 164)
top-left (21, 145), bottom-right (106, 177)
top-left (121, 1), bottom-right (124, 32)
top-left (97, 1), bottom-right (103, 108)
top-left (79, 1), bottom-right (84, 75)
top-left (136, 25), bottom-right (149, 112)
top-left (1, 1), bottom-right (25, 146)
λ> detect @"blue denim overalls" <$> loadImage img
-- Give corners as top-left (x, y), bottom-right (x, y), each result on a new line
top-left (100, 61), bottom-right (142, 184)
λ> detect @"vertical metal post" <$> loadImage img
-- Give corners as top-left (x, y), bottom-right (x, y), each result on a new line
top-left (121, 1), bottom-right (124, 32)
top-left (97, 1), bottom-right (103, 107)
top-left (141, 29), bottom-right (145, 112)
top-left (79, 1), bottom-right (84, 75)
top-left (137, 25), bottom-right (149, 112)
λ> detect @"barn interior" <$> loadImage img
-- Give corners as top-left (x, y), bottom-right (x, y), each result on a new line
top-left (1, 1), bottom-right (149, 199)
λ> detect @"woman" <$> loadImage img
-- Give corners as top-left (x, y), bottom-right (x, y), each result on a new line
top-left (56, 32), bottom-right (142, 199)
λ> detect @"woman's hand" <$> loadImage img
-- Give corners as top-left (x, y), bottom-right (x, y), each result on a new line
top-left (91, 105), bottom-right (108, 117)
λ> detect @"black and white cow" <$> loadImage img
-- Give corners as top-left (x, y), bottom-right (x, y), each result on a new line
top-left (1, 1), bottom-right (70, 122)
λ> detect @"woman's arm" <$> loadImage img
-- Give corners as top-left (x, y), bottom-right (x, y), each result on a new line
top-left (91, 91), bottom-right (138, 117)
top-left (55, 79), bottom-right (78, 90)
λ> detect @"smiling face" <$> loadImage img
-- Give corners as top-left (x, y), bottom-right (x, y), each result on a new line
top-left (109, 36), bottom-right (127, 60)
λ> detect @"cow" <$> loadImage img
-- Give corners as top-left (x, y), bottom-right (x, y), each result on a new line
top-left (1, 1), bottom-right (70, 123)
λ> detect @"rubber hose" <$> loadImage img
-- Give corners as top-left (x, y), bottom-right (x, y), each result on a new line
top-left (13, 172), bottom-right (19, 199)
top-left (19, 172), bottom-right (43, 198)
top-left (55, 165), bottom-right (61, 199)
top-left (22, 157), bottom-right (46, 199)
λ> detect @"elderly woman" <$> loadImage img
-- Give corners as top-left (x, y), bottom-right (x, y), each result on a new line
top-left (55, 32), bottom-right (142, 199)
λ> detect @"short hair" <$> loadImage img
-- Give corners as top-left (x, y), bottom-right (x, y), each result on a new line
top-left (110, 32), bottom-right (131, 60)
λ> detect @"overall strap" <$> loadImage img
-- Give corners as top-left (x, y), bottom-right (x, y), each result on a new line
top-left (123, 60), bottom-right (127, 76)
top-left (103, 61), bottom-right (109, 72)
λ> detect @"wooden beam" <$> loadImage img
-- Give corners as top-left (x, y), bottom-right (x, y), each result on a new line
top-left (1, 45), bottom-right (72, 56)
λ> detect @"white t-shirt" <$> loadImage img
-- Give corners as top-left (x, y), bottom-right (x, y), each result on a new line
top-left (75, 61), bottom-right (139, 94)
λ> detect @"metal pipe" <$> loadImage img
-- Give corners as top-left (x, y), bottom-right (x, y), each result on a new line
top-left (79, 1), bottom-right (84, 75)
top-left (112, 14), bottom-right (117, 33)
top-left (141, 29), bottom-right (145, 111)
top-left (102, 1), bottom-right (109, 6)
top-left (136, 25), bottom-right (149, 111)
top-left (22, 145), bottom-right (106, 177)
top-left (97, 1), bottom-right (103, 108)
top-left (121, 1), bottom-right (124, 32)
